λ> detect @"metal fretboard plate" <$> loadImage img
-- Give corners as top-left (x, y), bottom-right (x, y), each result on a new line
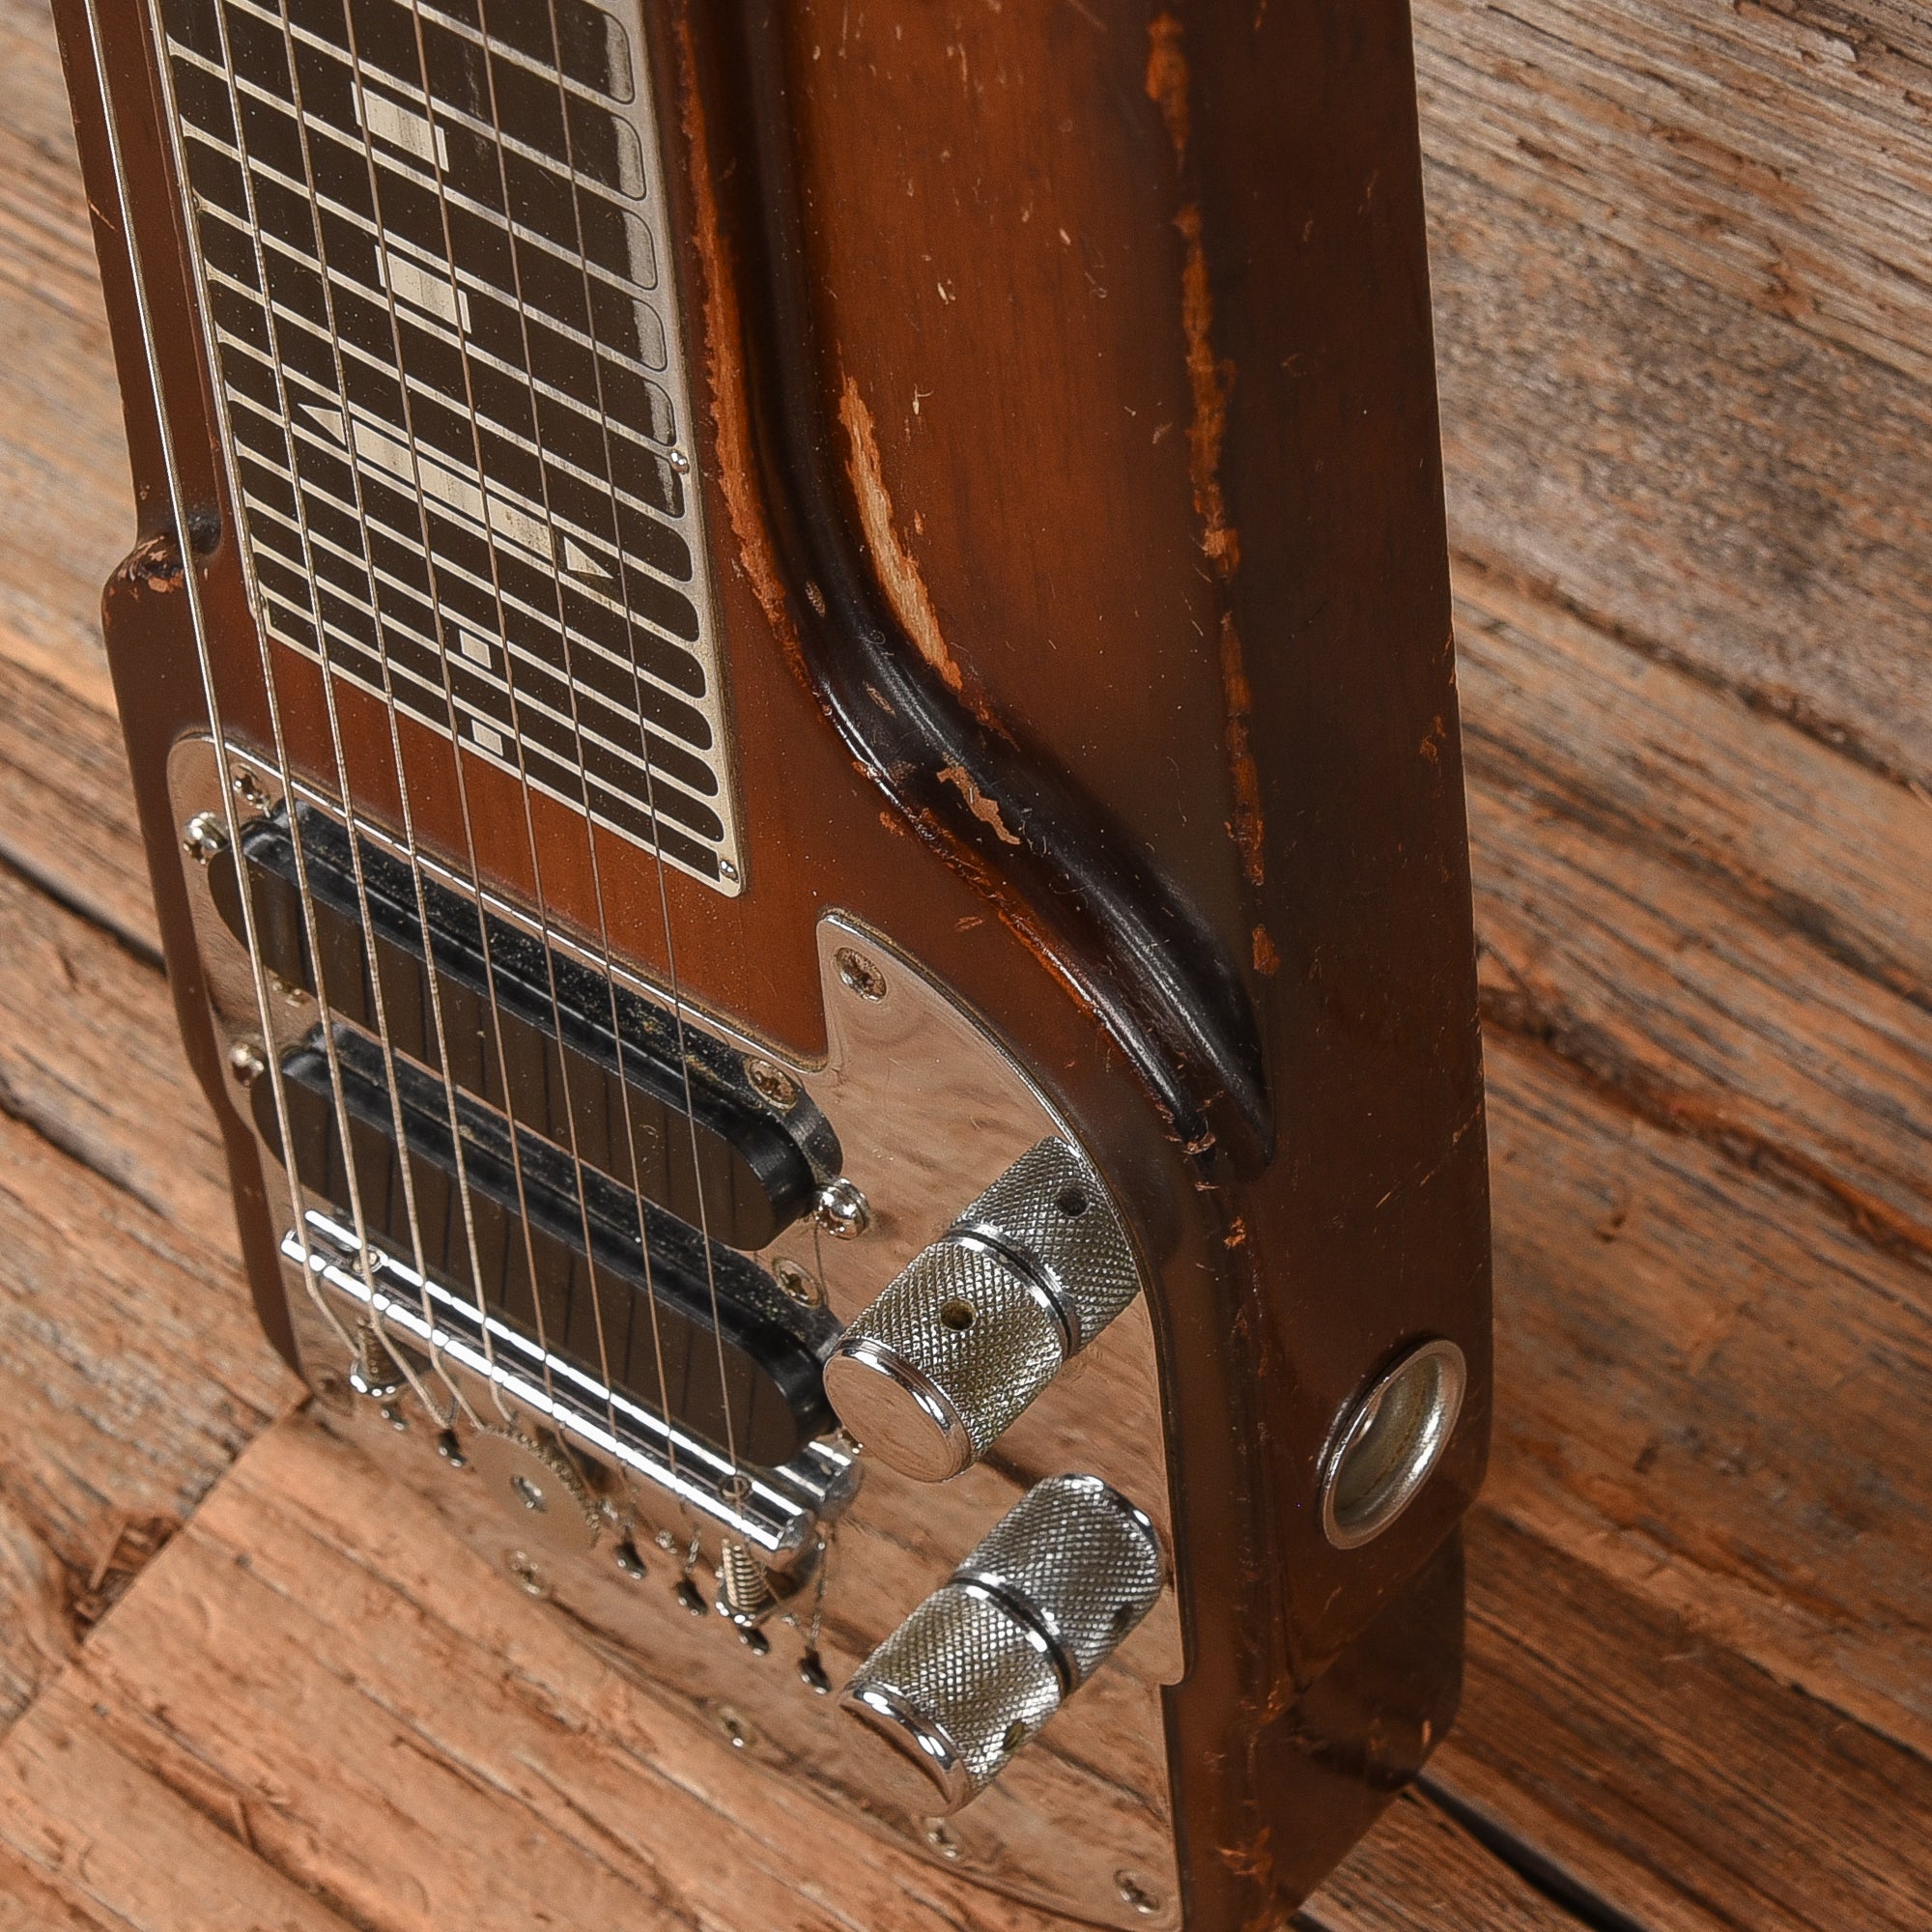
top-left (155, 0), bottom-right (744, 893)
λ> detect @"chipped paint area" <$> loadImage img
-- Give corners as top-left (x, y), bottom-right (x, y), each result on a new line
top-left (675, 13), bottom-right (801, 679)
top-left (937, 763), bottom-right (1022, 844)
top-left (838, 375), bottom-right (967, 697)
top-left (1148, 16), bottom-right (1265, 894)
top-left (1145, 12), bottom-right (1189, 163)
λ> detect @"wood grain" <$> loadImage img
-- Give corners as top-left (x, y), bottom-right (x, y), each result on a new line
top-left (1418, 0), bottom-right (1932, 788)
top-left (1439, 1508), bottom-right (1932, 1932)
top-left (1301, 1792), bottom-right (1578, 1932)
top-left (0, 0), bottom-right (130, 711)
top-left (3, 0), bottom-right (1931, 1919)
top-left (0, 0), bottom-right (150, 954)
top-left (0, 1410), bottom-right (1573, 1932)
top-left (0, 1095), bottom-right (294, 1730)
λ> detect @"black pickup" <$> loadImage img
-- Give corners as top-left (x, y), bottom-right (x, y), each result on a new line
top-left (210, 807), bottom-right (821, 1253)
top-left (259, 1028), bottom-right (836, 1467)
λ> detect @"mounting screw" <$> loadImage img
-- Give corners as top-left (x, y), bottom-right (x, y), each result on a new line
top-left (667, 447), bottom-right (693, 475)
top-left (834, 947), bottom-right (888, 1002)
top-left (502, 1548), bottom-right (550, 1599)
top-left (227, 1038), bottom-right (268, 1087)
top-left (231, 768), bottom-right (269, 808)
top-left (1115, 1871), bottom-right (1161, 1918)
top-left (744, 1056), bottom-right (798, 1109)
top-left (923, 1819), bottom-right (964, 1862)
top-left (773, 1258), bottom-right (823, 1308)
top-left (718, 857), bottom-right (739, 883)
top-left (182, 810), bottom-right (228, 865)
top-left (813, 1179), bottom-right (870, 1241)
top-left (712, 1705), bottom-right (754, 1750)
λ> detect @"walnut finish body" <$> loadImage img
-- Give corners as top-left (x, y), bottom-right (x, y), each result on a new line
top-left (51, 0), bottom-right (1490, 1921)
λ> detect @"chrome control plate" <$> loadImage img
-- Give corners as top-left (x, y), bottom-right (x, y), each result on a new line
top-left (172, 733), bottom-right (1185, 1930)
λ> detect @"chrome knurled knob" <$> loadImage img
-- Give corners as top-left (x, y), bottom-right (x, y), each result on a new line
top-left (840, 1474), bottom-right (1165, 1814)
top-left (822, 1141), bottom-right (1142, 1481)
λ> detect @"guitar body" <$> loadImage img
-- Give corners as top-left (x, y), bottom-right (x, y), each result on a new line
top-left (53, 0), bottom-right (1489, 1922)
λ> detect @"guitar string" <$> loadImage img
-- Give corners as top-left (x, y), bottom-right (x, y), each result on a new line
top-left (244, 0), bottom-right (526, 1428)
top-left (83, 0), bottom-right (376, 1396)
top-left (151, 0), bottom-right (446, 1417)
top-left (321, 0), bottom-right (585, 1440)
top-left (118, 0), bottom-right (753, 1565)
top-left (195, 0), bottom-right (478, 1432)
top-left (543, 9), bottom-right (748, 1514)
top-left (436, 0), bottom-right (720, 1549)
top-left (388, 0), bottom-right (674, 1531)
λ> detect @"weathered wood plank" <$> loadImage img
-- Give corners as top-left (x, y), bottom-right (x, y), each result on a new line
top-left (1459, 559), bottom-right (1932, 1259)
top-left (0, 0), bottom-right (150, 954)
top-left (1416, 0), bottom-right (1932, 787)
top-left (1473, 1018), bottom-right (1932, 1768)
top-left (0, 1097), bottom-right (294, 1730)
top-left (0, 1849), bottom-right (104, 1932)
top-left (1435, 1507), bottom-right (1932, 1932)
top-left (0, 653), bottom-right (155, 959)
top-left (0, 1411), bottom-right (1576, 1932)
top-left (1416, 0), bottom-right (1932, 388)
top-left (0, 0), bottom-right (132, 717)
top-left (1302, 1792), bottom-right (1579, 1932)
top-left (0, 855), bottom-right (230, 1247)
top-left (0, 1679), bottom-right (350, 1932)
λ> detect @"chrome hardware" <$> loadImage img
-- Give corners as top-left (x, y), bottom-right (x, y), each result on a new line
top-left (834, 947), bottom-right (889, 1001)
top-left (161, 733), bottom-right (1192, 1929)
top-left (841, 1476), bottom-right (1164, 1813)
top-left (469, 1428), bottom-right (603, 1557)
top-left (285, 1212), bottom-right (859, 1571)
top-left (773, 1258), bottom-right (823, 1308)
top-left (346, 1319), bottom-right (405, 1401)
top-left (181, 810), bottom-right (227, 864)
top-left (1320, 1339), bottom-right (1467, 1549)
top-left (813, 1178), bottom-right (872, 1241)
top-left (745, 1056), bottom-right (800, 1109)
top-left (824, 1141), bottom-right (1143, 1481)
top-left (226, 1037), bottom-right (267, 1087)
top-left (502, 1548), bottom-right (551, 1600)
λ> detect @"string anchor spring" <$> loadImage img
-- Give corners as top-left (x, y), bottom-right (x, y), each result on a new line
top-left (716, 1538), bottom-right (779, 1644)
top-left (347, 1320), bottom-right (405, 1401)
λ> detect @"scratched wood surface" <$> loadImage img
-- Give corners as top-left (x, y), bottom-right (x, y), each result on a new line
top-left (1, 0), bottom-right (1929, 1923)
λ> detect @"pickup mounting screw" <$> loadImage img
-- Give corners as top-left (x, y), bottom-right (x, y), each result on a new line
top-left (773, 1259), bottom-right (822, 1308)
top-left (1115, 1871), bottom-right (1161, 1917)
top-left (502, 1548), bottom-right (550, 1598)
top-left (744, 1056), bottom-right (798, 1109)
top-left (228, 1038), bottom-right (268, 1087)
top-left (834, 947), bottom-right (888, 1001)
top-left (814, 1179), bottom-right (870, 1241)
top-left (182, 811), bottom-right (228, 865)
top-left (231, 768), bottom-right (268, 808)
